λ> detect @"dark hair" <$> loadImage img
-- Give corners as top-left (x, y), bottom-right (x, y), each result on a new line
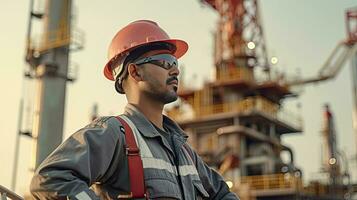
top-left (115, 42), bottom-right (176, 94)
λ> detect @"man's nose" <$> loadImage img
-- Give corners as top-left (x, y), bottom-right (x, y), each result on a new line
top-left (169, 65), bottom-right (180, 76)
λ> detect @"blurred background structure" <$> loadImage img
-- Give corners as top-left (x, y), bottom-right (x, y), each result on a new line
top-left (167, 1), bottom-right (357, 199)
top-left (0, 0), bottom-right (356, 199)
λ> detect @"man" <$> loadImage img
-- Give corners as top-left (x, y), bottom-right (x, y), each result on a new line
top-left (30, 20), bottom-right (239, 200)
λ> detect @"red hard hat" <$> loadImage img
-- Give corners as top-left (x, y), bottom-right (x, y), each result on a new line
top-left (103, 20), bottom-right (189, 81)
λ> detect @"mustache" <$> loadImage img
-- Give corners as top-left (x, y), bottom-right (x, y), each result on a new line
top-left (166, 76), bottom-right (178, 84)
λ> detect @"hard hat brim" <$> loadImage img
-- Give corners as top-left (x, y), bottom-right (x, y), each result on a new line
top-left (103, 39), bottom-right (189, 81)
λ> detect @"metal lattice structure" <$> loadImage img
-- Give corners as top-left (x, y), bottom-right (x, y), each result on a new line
top-left (166, 1), bottom-right (356, 199)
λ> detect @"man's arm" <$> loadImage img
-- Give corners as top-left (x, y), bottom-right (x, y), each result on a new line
top-left (185, 145), bottom-right (239, 200)
top-left (30, 117), bottom-right (124, 200)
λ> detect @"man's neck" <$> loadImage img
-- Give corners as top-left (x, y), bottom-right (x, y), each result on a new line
top-left (129, 98), bottom-right (164, 129)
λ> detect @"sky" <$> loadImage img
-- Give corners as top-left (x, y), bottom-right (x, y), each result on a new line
top-left (0, 0), bottom-right (356, 196)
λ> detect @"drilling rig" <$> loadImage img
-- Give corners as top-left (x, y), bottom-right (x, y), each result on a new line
top-left (167, 1), bottom-right (356, 199)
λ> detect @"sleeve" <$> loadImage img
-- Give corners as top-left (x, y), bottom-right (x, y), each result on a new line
top-left (186, 145), bottom-right (239, 200)
top-left (30, 117), bottom-right (124, 200)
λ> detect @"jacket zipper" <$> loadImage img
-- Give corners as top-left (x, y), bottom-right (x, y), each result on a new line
top-left (172, 135), bottom-right (186, 200)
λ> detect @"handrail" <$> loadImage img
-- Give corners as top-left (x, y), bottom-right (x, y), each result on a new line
top-left (193, 96), bottom-right (302, 129)
top-left (237, 174), bottom-right (335, 196)
top-left (216, 66), bottom-right (254, 83)
top-left (27, 28), bottom-right (84, 53)
top-left (0, 185), bottom-right (24, 200)
top-left (239, 173), bottom-right (302, 191)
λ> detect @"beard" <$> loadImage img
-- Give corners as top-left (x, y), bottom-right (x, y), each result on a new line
top-left (142, 74), bottom-right (178, 104)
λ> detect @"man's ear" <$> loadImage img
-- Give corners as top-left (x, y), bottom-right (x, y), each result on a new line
top-left (127, 63), bottom-right (143, 81)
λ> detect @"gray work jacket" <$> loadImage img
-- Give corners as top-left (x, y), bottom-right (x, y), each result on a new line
top-left (30, 104), bottom-right (239, 200)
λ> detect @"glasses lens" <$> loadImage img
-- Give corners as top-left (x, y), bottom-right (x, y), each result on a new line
top-left (151, 59), bottom-right (177, 69)
top-left (135, 54), bottom-right (178, 70)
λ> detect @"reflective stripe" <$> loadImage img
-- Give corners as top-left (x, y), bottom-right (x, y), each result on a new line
top-left (120, 113), bottom-right (199, 178)
top-left (75, 191), bottom-right (92, 200)
top-left (142, 157), bottom-right (198, 177)
top-left (142, 157), bottom-right (177, 175)
top-left (120, 115), bottom-right (153, 158)
top-left (179, 165), bottom-right (199, 177)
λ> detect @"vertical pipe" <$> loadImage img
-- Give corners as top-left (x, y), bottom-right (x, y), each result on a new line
top-left (26, 0), bottom-right (35, 51)
top-left (32, 0), bottom-right (71, 169)
top-left (352, 51), bottom-right (357, 163)
top-left (11, 99), bottom-right (24, 191)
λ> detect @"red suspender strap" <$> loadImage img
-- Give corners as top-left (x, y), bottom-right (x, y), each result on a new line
top-left (115, 116), bottom-right (147, 199)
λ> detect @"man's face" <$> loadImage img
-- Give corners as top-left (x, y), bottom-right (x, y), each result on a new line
top-left (136, 49), bottom-right (180, 104)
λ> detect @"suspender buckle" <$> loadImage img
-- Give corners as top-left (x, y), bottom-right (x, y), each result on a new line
top-left (117, 192), bottom-right (148, 199)
top-left (126, 146), bottom-right (140, 156)
top-left (117, 192), bottom-right (132, 199)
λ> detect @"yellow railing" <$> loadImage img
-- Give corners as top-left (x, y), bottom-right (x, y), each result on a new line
top-left (28, 28), bottom-right (84, 53)
top-left (43, 28), bottom-right (71, 51)
top-left (239, 174), bottom-right (303, 191)
top-left (236, 174), bottom-right (339, 197)
top-left (216, 67), bottom-right (255, 83)
top-left (195, 96), bottom-right (276, 117)
top-left (193, 96), bottom-right (302, 129)
top-left (303, 183), bottom-right (328, 195)
top-left (168, 96), bottom-right (302, 129)
top-left (28, 27), bottom-right (70, 52)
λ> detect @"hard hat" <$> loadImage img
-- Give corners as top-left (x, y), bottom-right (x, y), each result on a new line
top-left (103, 20), bottom-right (189, 81)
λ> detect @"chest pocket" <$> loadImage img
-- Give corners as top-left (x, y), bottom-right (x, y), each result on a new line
top-left (144, 167), bottom-right (181, 199)
top-left (193, 180), bottom-right (209, 200)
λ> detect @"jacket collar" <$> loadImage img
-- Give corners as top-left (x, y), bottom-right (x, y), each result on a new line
top-left (123, 104), bottom-right (188, 142)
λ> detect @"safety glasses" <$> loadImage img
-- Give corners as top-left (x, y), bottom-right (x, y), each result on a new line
top-left (134, 54), bottom-right (178, 70)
